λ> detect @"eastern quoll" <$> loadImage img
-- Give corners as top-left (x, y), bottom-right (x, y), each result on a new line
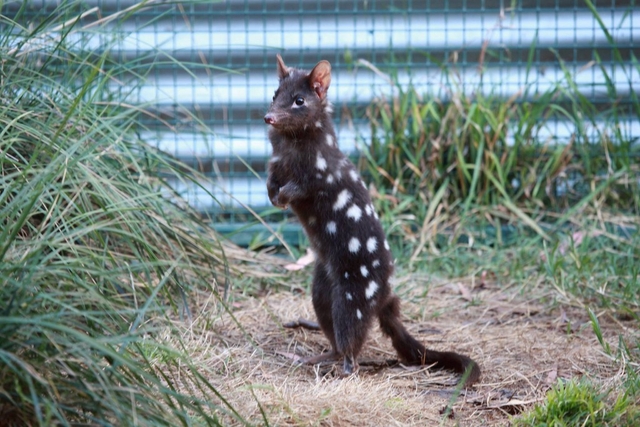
top-left (264, 54), bottom-right (480, 385)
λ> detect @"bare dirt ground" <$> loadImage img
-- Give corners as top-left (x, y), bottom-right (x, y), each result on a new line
top-left (186, 270), bottom-right (633, 426)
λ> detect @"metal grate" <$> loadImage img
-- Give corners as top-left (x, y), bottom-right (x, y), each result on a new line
top-left (4, 0), bottom-right (639, 230)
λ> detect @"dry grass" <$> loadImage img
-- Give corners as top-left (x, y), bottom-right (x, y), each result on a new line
top-left (174, 266), bottom-right (634, 426)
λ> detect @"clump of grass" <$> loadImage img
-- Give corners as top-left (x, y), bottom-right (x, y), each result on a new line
top-left (0, 3), bottom-right (253, 425)
top-left (361, 9), bottom-right (639, 243)
top-left (364, 73), bottom-right (638, 224)
top-left (514, 379), bottom-right (640, 427)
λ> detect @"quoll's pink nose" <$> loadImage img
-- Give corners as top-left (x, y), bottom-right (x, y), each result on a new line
top-left (264, 114), bottom-right (276, 125)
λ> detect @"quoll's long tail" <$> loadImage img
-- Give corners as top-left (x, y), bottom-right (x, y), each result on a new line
top-left (378, 295), bottom-right (481, 385)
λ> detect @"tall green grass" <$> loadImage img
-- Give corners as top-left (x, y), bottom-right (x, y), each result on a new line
top-left (361, 17), bottom-right (639, 241)
top-left (355, 3), bottom-right (640, 312)
top-left (0, 3), bottom-right (246, 425)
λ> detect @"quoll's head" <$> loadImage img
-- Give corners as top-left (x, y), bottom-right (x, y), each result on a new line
top-left (264, 54), bottom-right (332, 132)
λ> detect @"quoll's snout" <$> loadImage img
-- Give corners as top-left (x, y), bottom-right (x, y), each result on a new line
top-left (264, 113), bottom-right (276, 125)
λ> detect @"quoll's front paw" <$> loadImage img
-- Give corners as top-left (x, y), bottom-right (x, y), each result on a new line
top-left (266, 176), bottom-right (282, 206)
top-left (272, 182), bottom-right (300, 209)
top-left (267, 183), bottom-right (287, 208)
top-left (270, 190), bottom-right (288, 209)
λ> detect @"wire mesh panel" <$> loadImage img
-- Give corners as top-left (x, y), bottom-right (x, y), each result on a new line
top-left (3, 0), bottom-right (638, 228)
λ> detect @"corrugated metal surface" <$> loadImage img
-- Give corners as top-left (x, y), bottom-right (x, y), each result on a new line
top-left (5, 0), bottom-right (639, 219)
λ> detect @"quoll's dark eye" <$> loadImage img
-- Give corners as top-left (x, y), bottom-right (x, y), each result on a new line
top-left (295, 97), bottom-right (305, 106)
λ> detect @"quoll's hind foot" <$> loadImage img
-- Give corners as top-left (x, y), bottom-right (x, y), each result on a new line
top-left (300, 351), bottom-right (359, 378)
top-left (342, 354), bottom-right (358, 376)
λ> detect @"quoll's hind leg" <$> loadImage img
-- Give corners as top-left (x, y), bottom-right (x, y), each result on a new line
top-left (296, 262), bottom-right (339, 365)
top-left (331, 283), bottom-right (371, 375)
top-left (311, 262), bottom-right (337, 348)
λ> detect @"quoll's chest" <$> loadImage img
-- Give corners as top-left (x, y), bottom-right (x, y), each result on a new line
top-left (269, 135), bottom-right (392, 274)
top-left (285, 148), bottom-right (373, 219)
top-left (290, 154), bottom-right (392, 275)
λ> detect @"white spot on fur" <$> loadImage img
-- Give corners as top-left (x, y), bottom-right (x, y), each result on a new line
top-left (316, 173), bottom-right (322, 179)
top-left (365, 204), bottom-right (373, 216)
top-left (372, 259), bottom-right (380, 268)
top-left (348, 237), bottom-right (360, 253)
top-left (384, 240), bottom-right (390, 250)
top-left (361, 180), bottom-right (367, 189)
top-left (349, 169), bottom-right (359, 182)
top-left (325, 103), bottom-right (334, 114)
top-left (365, 281), bottom-right (378, 299)
top-left (326, 134), bottom-right (334, 146)
top-left (270, 156), bottom-right (280, 163)
top-left (344, 272), bottom-right (349, 279)
top-left (360, 265), bottom-right (369, 277)
top-left (326, 174), bottom-right (335, 184)
top-left (346, 292), bottom-right (353, 301)
top-left (356, 309), bottom-right (362, 319)
top-left (308, 216), bottom-right (316, 225)
top-left (346, 204), bottom-right (362, 221)
top-left (316, 152), bottom-right (327, 171)
top-left (326, 221), bottom-right (337, 234)
top-left (315, 120), bottom-right (322, 128)
top-left (333, 189), bottom-right (352, 211)
top-left (335, 169), bottom-right (342, 180)
top-left (366, 237), bottom-right (377, 253)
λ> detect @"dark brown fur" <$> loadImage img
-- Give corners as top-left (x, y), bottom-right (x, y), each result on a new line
top-left (264, 55), bottom-right (480, 385)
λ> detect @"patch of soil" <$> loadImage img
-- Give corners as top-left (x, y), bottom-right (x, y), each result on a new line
top-left (188, 274), bottom-right (631, 426)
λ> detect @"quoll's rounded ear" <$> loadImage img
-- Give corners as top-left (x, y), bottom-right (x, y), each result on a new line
top-left (276, 54), bottom-right (290, 79)
top-left (309, 60), bottom-right (331, 99)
